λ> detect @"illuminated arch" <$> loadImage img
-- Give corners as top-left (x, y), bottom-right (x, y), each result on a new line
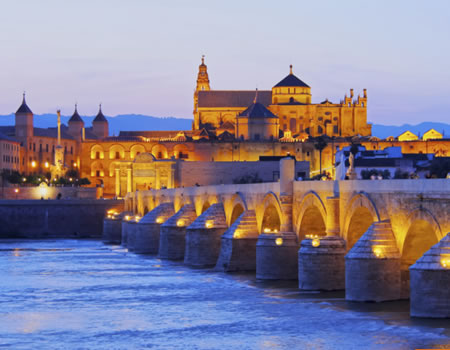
top-left (227, 192), bottom-right (248, 226)
top-left (295, 191), bottom-right (327, 241)
top-left (259, 192), bottom-right (283, 234)
top-left (109, 144), bottom-right (126, 160)
top-left (343, 192), bottom-right (381, 250)
top-left (151, 144), bottom-right (168, 159)
top-left (90, 160), bottom-right (104, 177)
top-left (173, 144), bottom-right (190, 159)
top-left (130, 144), bottom-right (146, 159)
top-left (90, 144), bottom-right (104, 160)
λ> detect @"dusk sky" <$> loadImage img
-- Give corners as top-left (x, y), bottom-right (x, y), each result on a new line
top-left (1, 0), bottom-right (449, 125)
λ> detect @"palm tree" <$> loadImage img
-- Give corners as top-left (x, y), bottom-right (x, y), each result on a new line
top-left (314, 136), bottom-right (328, 175)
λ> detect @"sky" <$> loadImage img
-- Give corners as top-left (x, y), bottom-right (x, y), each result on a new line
top-left (0, 0), bottom-right (449, 125)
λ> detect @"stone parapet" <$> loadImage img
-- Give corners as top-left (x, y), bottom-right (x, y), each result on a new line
top-left (184, 203), bottom-right (227, 268)
top-left (256, 233), bottom-right (298, 280)
top-left (215, 210), bottom-right (258, 272)
top-left (345, 220), bottom-right (401, 302)
top-left (298, 235), bottom-right (346, 290)
top-left (121, 215), bottom-right (135, 248)
top-left (410, 233), bottom-right (450, 318)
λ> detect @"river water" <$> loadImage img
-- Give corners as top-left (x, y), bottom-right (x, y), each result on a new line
top-left (0, 239), bottom-right (449, 350)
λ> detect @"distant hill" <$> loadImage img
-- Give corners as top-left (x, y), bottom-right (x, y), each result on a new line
top-left (0, 114), bottom-right (193, 136)
top-left (0, 113), bottom-right (448, 139)
top-left (371, 122), bottom-right (450, 139)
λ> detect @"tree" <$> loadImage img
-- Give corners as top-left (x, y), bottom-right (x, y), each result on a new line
top-left (314, 136), bottom-right (328, 175)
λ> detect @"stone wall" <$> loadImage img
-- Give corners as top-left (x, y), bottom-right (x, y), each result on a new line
top-left (0, 186), bottom-right (98, 200)
top-left (0, 199), bottom-right (123, 238)
top-left (178, 160), bottom-right (309, 187)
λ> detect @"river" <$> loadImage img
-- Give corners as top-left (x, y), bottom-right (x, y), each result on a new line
top-left (0, 239), bottom-right (449, 349)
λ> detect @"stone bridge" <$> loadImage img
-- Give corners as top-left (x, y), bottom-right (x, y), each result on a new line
top-left (116, 159), bottom-right (450, 317)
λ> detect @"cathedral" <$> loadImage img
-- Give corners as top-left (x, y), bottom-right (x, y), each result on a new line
top-left (1, 58), bottom-right (448, 198)
top-left (193, 57), bottom-right (371, 139)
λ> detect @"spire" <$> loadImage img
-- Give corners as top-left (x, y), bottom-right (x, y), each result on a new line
top-left (253, 88), bottom-right (259, 104)
top-left (196, 55), bottom-right (210, 92)
top-left (16, 92), bottom-right (33, 114)
top-left (201, 54), bottom-right (205, 65)
top-left (290, 64), bottom-right (293, 75)
top-left (93, 103), bottom-right (107, 122)
top-left (69, 103), bottom-right (83, 123)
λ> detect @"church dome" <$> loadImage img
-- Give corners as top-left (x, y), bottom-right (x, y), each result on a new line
top-left (274, 65), bottom-right (309, 88)
top-left (239, 102), bottom-right (277, 119)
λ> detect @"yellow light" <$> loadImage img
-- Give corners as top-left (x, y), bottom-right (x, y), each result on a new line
top-left (205, 220), bottom-right (213, 228)
top-left (263, 228), bottom-right (271, 233)
top-left (44, 162), bottom-right (49, 168)
top-left (124, 215), bottom-right (130, 221)
top-left (22, 177), bottom-right (26, 182)
top-left (39, 186), bottom-right (47, 198)
top-left (156, 217), bottom-right (164, 224)
top-left (274, 229), bottom-right (278, 233)
top-left (31, 161), bottom-right (36, 168)
top-left (73, 162), bottom-right (77, 167)
top-left (441, 258), bottom-right (450, 269)
top-left (275, 237), bottom-right (283, 246)
top-left (312, 238), bottom-right (320, 247)
top-left (69, 178), bottom-right (73, 182)
top-left (14, 188), bottom-right (19, 193)
top-left (177, 219), bottom-right (184, 227)
top-left (135, 216), bottom-right (141, 222)
top-left (373, 247), bottom-right (382, 258)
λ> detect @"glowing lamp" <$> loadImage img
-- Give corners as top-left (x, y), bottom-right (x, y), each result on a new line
top-left (373, 247), bottom-right (382, 258)
top-left (205, 220), bottom-right (213, 228)
top-left (177, 219), bottom-right (184, 227)
top-left (312, 238), bottom-right (320, 247)
top-left (263, 228), bottom-right (270, 233)
top-left (124, 215), bottom-right (130, 221)
top-left (156, 217), bottom-right (164, 224)
top-left (73, 162), bottom-right (77, 167)
top-left (273, 229), bottom-right (278, 233)
top-left (441, 258), bottom-right (450, 269)
top-left (44, 162), bottom-right (49, 168)
top-left (275, 237), bottom-right (283, 246)
top-left (39, 184), bottom-right (47, 198)
top-left (135, 216), bottom-right (141, 222)
top-left (69, 178), bottom-right (73, 182)
top-left (31, 161), bottom-right (36, 168)
top-left (22, 177), bottom-right (26, 182)
top-left (14, 188), bottom-right (19, 193)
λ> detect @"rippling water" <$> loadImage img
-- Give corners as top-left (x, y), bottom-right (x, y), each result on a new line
top-left (0, 239), bottom-right (449, 350)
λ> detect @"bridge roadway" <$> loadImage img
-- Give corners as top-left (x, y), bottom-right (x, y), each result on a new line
top-left (105, 159), bottom-right (449, 318)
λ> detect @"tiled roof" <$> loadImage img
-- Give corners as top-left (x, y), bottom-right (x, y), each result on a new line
top-left (274, 73), bottom-right (309, 88)
top-left (239, 102), bottom-right (277, 119)
top-left (93, 105), bottom-right (108, 122)
top-left (34, 126), bottom-right (75, 140)
top-left (198, 90), bottom-right (272, 108)
top-left (68, 107), bottom-right (83, 123)
top-left (0, 131), bottom-right (19, 143)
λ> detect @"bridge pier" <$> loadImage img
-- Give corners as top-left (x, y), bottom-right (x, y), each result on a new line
top-left (298, 196), bottom-right (346, 290)
top-left (256, 233), bottom-right (298, 280)
top-left (159, 204), bottom-right (197, 260)
top-left (126, 218), bottom-right (140, 251)
top-left (184, 203), bottom-right (227, 268)
top-left (134, 203), bottom-right (175, 254)
top-left (215, 210), bottom-right (258, 272)
top-left (121, 215), bottom-right (135, 247)
top-left (410, 233), bottom-right (450, 318)
top-left (103, 211), bottom-right (130, 244)
top-left (345, 220), bottom-right (401, 302)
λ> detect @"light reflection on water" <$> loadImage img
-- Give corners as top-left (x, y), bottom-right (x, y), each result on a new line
top-left (0, 239), bottom-right (449, 350)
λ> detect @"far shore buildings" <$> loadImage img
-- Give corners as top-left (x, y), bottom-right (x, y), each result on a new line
top-left (0, 58), bottom-right (449, 197)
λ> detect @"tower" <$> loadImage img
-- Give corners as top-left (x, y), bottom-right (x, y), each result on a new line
top-left (193, 55), bottom-right (210, 130)
top-left (68, 104), bottom-right (85, 142)
top-left (92, 104), bottom-right (109, 139)
top-left (271, 65), bottom-right (311, 105)
top-left (15, 93), bottom-right (33, 145)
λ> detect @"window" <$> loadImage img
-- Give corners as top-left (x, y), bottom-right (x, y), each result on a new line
top-left (115, 151), bottom-right (120, 159)
top-left (362, 102), bottom-right (365, 107)
top-left (254, 134), bottom-right (260, 141)
top-left (157, 152), bottom-right (162, 159)
top-left (46, 144), bottom-right (49, 152)
top-left (39, 144), bottom-right (42, 152)
top-left (96, 170), bottom-right (101, 177)
top-left (96, 151), bottom-right (100, 159)
top-left (318, 126), bottom-right (323, 133)
top-left (33, 143), bottom-right (36, 151)
top-left (71, 146), bottom-right (73, 155)
top-left (289, 119), bottom-right (297, 132)
top-left (333, 125), bottom-right (339, 134)
top-left (318, 117), bottom-right (323, 121)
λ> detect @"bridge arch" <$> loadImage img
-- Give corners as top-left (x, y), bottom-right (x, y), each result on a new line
top-left (226, 192), bottom-right (248, 226)
top-left (401, 207), bottom-right (442, 270)
top-left (295, 191), bottom-right (327, 241)
top-left (259, 192), bottom-right (283, 234)
top-left (343, 192), bottom-right (381, 250)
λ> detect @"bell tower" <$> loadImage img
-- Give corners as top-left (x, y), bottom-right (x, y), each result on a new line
top-left (193, 55), bottom-right (210, 130)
